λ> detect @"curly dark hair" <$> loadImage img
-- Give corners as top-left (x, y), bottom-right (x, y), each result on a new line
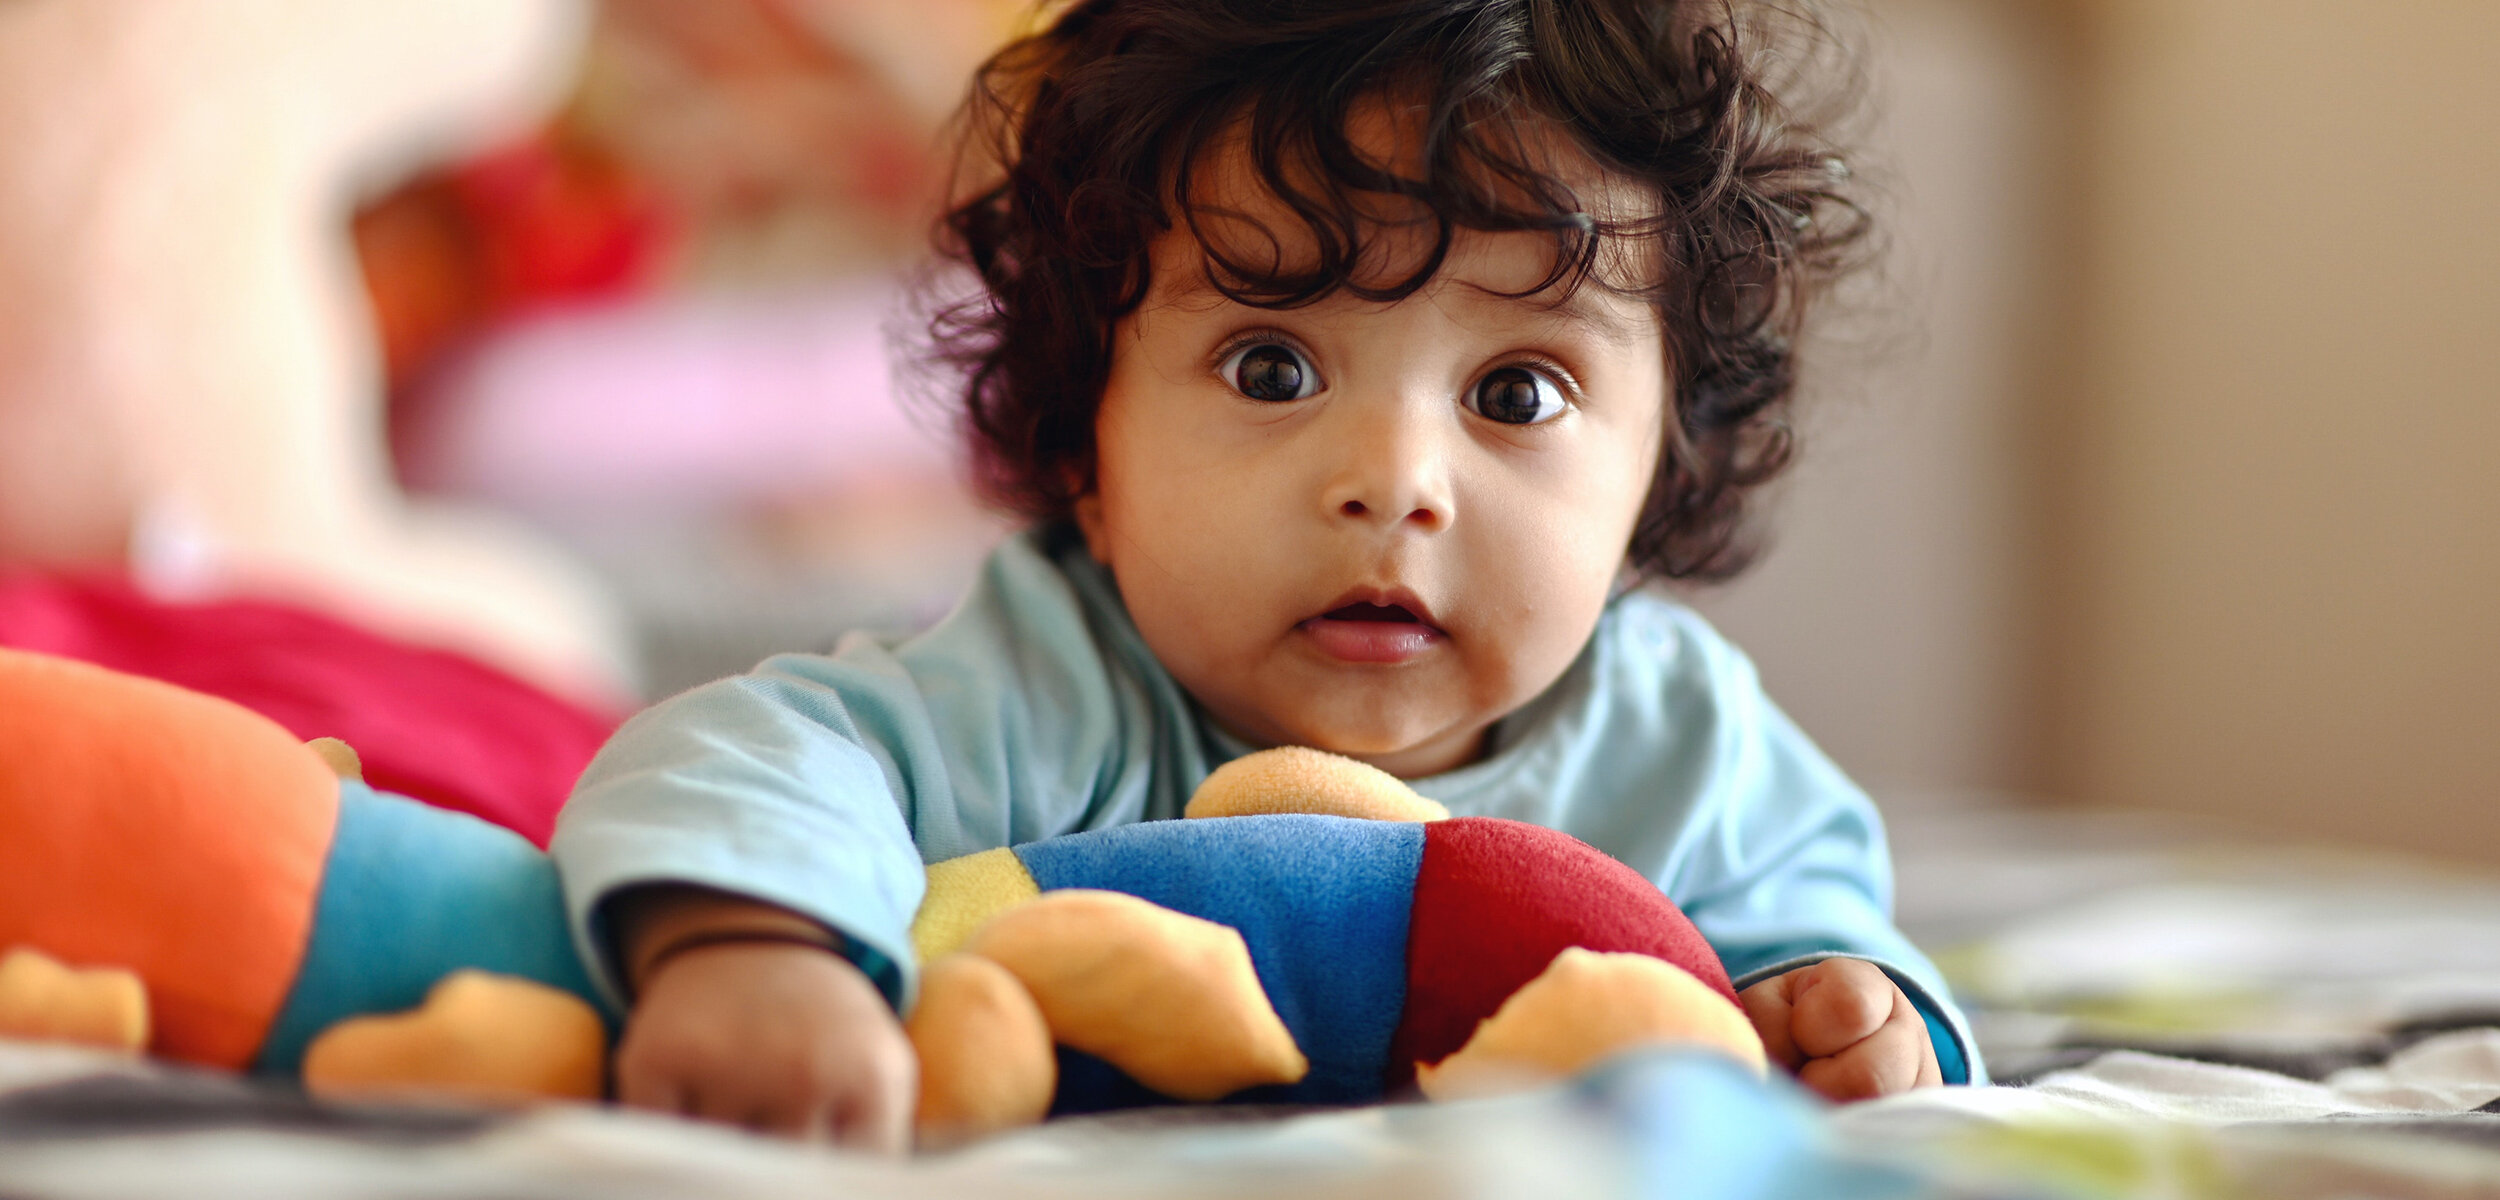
top-left (926, 0), bottom-right (1872, 580)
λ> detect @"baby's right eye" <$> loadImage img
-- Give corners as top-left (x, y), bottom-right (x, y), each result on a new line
top-left (1218, 342), bottom-right (1319, 402)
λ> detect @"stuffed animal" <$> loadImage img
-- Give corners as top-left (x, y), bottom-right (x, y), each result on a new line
top-left (0, 647), bottom-right (612, 1101)
top-left (0, 0), bottom-right (629, 704)
top-left (0, 647), bottom-right (1762, 1146)
top-left (905, 748), bottom-right (1763, 1143)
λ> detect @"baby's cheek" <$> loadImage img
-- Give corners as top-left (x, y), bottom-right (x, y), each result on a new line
top-left (1460, 583), bottom-right (1610, 713)
top-left (1102, 545), bottom-right (1246, 675)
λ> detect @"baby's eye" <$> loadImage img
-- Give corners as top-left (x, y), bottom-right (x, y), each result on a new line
top-left (1466, 365), bottom-right (1567, 425)
top-left (1219, 342), bottom-right (1318, 402)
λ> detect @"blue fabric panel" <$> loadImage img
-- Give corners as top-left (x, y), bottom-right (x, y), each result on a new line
top-left (1047, 1046), bottom-right (1167, 1115)
top-left (1043, 1048), bottom-right (1341, 1116)
top-left (1910, 992), bottom-right (1969, 1086)
top-left (1013, 814), bottom-right (1422, 1104)
top-left (254, 783), bottom-right (615, 1075)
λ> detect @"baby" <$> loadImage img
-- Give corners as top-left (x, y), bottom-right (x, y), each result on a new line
top-left (551, 0), bottom-right (1980, 1149)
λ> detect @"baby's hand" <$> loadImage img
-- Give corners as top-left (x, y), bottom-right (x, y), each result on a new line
top-left (1737, 958), bottom-right (1940, 1101)
top-left (616, 940), bottom-right (916, 1149)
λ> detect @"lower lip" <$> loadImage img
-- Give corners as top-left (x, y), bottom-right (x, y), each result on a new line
top-left (1298, 617), bottom-right (1444, 664)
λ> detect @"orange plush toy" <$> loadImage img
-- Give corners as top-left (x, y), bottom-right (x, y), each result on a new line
top-left (0, 647), bottom-right (610, 1103)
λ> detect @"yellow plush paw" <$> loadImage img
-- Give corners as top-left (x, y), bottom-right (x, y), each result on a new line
top-left (302, 970), bottom-right (605, 1105)
top-left (966, 890), bottom-right (1307, 1101)
top-left (305, 737), bottom-right (364, 781)
top-left (1416, 948), bottom-right (1766, 1101)
top-left (0, 947), bottom-right (148, 1053)
top-left (1185, 746), bottom-right (1450, 822)
top-left (909, 953), bottom-right (1056, 1148)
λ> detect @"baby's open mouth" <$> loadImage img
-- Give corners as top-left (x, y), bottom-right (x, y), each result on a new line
top-left (1323, 602), bottom-right (1425, 624)
top-left (1300, 595), bottom-right (1444, 664)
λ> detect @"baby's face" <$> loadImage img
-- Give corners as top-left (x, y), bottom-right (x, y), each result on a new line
top-left (1076, 190), bottom-right (1667, 777)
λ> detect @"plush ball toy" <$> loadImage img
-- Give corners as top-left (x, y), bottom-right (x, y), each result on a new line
top-left (905, 748), bottom-right (1762, 1143)
top-left (0, 647), bottom-right (1761, 1143)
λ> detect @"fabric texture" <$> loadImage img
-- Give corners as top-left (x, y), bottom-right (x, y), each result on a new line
top-left (912, 847), bottom-right (1041, 963)
top-left (1390, 817), bottom-right (1738, 1089)
top-left (0, 648), bottom-right (337, 1069)
top-left (255, 782), bottom-right (612, 1076)
top-left (1012, 814), bottom-right (1422, 1104)
top-left (551, 523), bottom-right (1981, 1081)
top-left (0, 571), bottom-right (619, 847)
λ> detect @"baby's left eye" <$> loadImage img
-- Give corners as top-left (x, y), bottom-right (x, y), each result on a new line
top-left (1218, 342), bottom-right (1319, 403)
top-left (1465, 366), bottom-right (1567, 425)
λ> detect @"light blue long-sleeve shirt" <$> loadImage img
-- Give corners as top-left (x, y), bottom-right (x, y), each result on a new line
top-left (551, 523), bottom-right (1982, 1083)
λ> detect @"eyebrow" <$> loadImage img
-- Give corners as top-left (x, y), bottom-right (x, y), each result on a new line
top-left (1150, 266), bottom-right (1231, 309)
top-left (1471, 280), bottom-right (1651, 345)
top-left (1150, 260), bottom-right (1653, 343)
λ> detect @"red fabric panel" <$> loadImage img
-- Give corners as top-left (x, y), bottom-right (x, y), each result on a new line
top-left (1388, 817), bottom-right (1736, 1088)
top-left (0, 572), bottom-right (619, 847)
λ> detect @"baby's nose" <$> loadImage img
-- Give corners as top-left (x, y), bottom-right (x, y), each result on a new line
top-left (1319, 409), bottom-right (1453, 531)
top-left (1335, 496), bottom-right (1442, 530)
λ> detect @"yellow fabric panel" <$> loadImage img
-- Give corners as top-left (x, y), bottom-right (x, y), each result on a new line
top-left (911, 847), bottom-right (1040, 964)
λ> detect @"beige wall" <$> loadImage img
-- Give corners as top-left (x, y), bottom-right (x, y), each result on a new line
top-left (2046, 0), bottom-right (2500, 859)
top-left (1683, 0), bottom-right (2500, 864)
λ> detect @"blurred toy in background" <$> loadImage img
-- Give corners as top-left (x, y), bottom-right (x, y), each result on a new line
top-left (361, 0), bottom-right (1028, 699)
top-left (0, 0), bottom-right (1029, 717)
top-left (356, 132), bottom-right (677, 404)
top-left (570, 0), bottom-right (1010, 285)
top-left (358, 0), bottom-right (1024, 418)
top-left (0, 0), bottom-right (633, 706)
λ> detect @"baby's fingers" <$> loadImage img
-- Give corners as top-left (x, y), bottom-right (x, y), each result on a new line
top-left (1787, 958), bottom-right (1896, 1061)
top-left (618, 1041), bottom-right (781, 1131)
top-left (1796, 992), bottom-right (1938, 1101)
top-left (1737, 976), bottom-right (1804, 1071)
top-left (612, 1027), bottom-right (696, 1116)
top-left (833, 1086), bottom-right (912, 1153)
top-left (828, 1038), bottom-right (917, 1153)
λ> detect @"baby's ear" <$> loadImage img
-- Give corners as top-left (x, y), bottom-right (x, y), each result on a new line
top-left (1071, 490), bottom-right (1110, 561)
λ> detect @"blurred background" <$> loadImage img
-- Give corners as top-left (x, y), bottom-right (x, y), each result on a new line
top-left (0, 0), bottom-right (2491, 863)
top-left (1695, 0), bottom-right (2500, 868)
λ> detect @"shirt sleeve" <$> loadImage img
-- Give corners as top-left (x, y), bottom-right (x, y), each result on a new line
top-left (547, 533), bottom-right (1160, 1013)
top-left (1651, 618), bottom-right (1986, 1085)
